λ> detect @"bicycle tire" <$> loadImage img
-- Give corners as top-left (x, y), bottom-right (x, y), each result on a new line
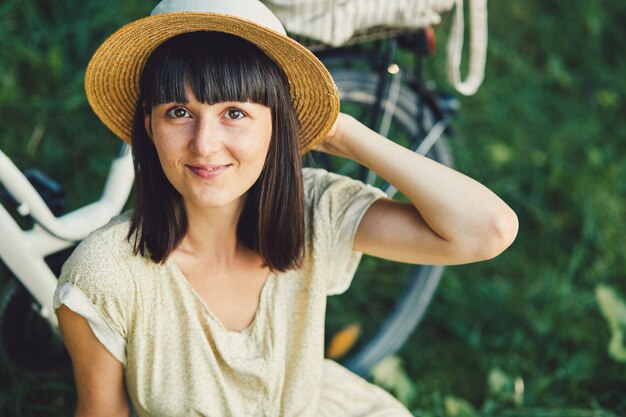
top-left (0, 275), bottom-right (70, 373)
top-left (320, 67), bottom-right (453, 376)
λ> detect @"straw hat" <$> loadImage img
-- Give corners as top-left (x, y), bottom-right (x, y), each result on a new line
top-left (84, 0), bottom-right (339, 153)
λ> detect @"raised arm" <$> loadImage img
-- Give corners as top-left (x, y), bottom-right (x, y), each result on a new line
top-left (56, 306), bottom-right (130, 417)
top-left (316, 113), bottom-right (519, 266)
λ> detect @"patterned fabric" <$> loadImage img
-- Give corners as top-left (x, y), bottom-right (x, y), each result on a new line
top-left (54, 168), bottom-right (412, 416)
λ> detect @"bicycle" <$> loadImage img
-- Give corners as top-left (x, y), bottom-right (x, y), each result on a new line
top-left (0, 0), bottom-right (486, 378)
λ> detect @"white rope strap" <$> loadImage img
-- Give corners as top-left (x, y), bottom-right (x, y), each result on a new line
top-left (446, 0), bottom-right (488, 95)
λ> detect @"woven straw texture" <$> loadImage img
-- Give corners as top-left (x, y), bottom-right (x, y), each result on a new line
top-left (85, 12), bottom-right (340, 153)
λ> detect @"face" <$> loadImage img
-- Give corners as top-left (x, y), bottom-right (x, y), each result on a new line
top-left (145, 86), bottom-right (273, 212)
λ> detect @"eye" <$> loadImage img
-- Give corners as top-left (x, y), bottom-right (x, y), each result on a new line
top-left (166, 107), bottom-right (190, 119)
top-left (224, 108), bottom-right (246, 120)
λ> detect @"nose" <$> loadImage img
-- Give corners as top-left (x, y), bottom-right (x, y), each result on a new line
top-left (190, 118), bottom-right (224, 156)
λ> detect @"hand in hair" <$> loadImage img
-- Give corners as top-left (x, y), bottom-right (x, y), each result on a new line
top-left (314, 112), bottom-right (518, 266)
top-left (314, 112), bottom-right (348, 157)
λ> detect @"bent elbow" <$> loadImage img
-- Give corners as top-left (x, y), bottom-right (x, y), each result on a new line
top-left (479, 207), bottom-right (519, 260)
top-left (499, 206), bottom-right (519, 248)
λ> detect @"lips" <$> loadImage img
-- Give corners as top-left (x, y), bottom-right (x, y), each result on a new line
top-left (187, 164), bottom-right (231, 179)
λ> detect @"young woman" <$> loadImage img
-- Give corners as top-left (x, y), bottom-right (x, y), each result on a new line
top-left (54, 1), bottom-right (518, 416)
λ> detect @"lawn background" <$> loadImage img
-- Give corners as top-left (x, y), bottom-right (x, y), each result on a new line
top-left (1, 0), bottom-right (625, 416)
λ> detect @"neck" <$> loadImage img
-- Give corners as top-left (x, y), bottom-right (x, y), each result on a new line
top-left (177, 199), bottom-right (244, 265)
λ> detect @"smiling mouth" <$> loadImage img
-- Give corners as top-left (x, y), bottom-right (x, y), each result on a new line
top-left (187, 164), bottom-right (232, 179)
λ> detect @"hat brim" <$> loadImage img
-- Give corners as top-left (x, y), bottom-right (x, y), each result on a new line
top-left (85, 12), bottom-right (339, 154)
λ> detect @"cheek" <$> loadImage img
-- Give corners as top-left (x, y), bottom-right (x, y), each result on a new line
top-left (236, 128), bottom-right (272, 166)
top-left (256, 119), bottom-right (273, 158)
top-left (152, 140), bottom-right (175, 167)
top-left (243, 108), bottom-right (273, 158)
top-left (151, 136), bottom-right (184, 184)
top-left (151, 125), bottom-right (186, 163)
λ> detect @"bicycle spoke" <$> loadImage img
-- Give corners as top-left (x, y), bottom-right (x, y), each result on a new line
top-left (414, 118), bottom-right (450, 156)
top-left (366, 66), bottom-right (403, 185)
top-left (383, 120), bottom-right (450, 197)
top-left (378, 66), bottom-right (403, 138)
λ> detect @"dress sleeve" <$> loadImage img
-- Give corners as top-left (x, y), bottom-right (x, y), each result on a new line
top-left (53, 232), bottom-right (135, 365)
top-left (304, 168), bottom-right (387, 296)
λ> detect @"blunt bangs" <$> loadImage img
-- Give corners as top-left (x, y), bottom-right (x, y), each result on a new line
top-left (141, 31), bottom-right (284, 111)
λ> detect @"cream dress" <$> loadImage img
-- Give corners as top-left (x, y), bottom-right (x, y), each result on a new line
top-left (54, 168), bottom-right (413, 417)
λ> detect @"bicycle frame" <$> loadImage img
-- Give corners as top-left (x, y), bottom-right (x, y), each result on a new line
top-left (0, 144), bottom-right (134, 329)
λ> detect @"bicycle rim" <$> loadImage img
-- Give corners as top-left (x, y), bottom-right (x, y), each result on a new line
top-left (0, 276), bottom-right (69, 373)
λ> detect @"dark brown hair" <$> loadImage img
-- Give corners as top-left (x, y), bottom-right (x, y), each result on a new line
top-left (127, 31), bottom-right (304, 271)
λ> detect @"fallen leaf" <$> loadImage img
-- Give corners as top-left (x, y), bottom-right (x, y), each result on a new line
top-left (326, 323), bottom-right (361, 359)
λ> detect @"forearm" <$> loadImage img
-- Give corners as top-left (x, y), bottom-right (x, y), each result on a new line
top-left (321, 114), bottom-right (518, 251)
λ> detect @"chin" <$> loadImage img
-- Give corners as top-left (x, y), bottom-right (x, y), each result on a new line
top-left (190, 193), bottom-right (244, 210)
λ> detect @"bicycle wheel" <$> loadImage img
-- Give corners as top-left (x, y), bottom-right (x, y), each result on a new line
top-left (0, 246), bottom-right (74, 373)
top-left (318, 67), bottom-right (453, 376)
top-left (0, 276), bottom-right (70, 373)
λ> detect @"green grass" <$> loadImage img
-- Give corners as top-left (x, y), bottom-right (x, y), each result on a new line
top-left (2, 0), bottom-right (626, 416)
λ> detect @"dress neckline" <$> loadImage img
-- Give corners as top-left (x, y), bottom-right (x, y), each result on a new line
top-left (165, 257), bottom-right (275, 337)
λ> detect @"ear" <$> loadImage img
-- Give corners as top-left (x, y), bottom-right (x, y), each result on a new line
top-left (143, 104), bottom-right (153, 139)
